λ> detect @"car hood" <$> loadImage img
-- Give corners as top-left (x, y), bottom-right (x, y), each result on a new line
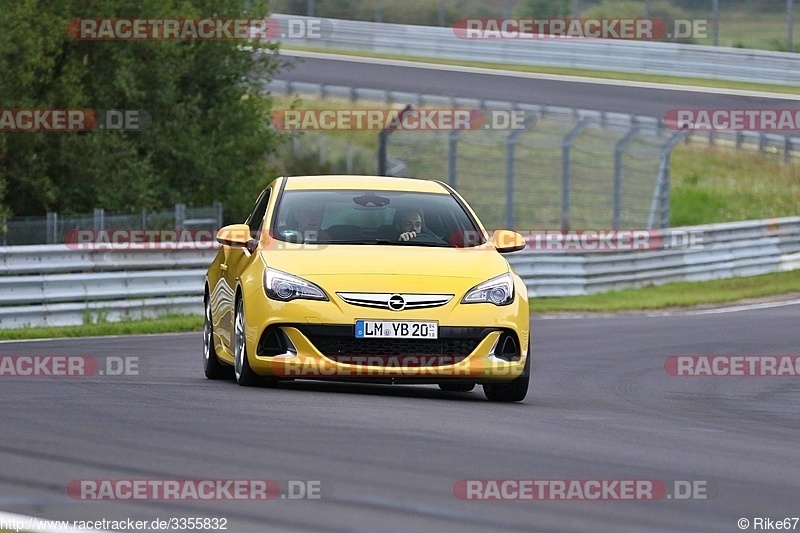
top-left (261, 244), bottom-right (508, 281)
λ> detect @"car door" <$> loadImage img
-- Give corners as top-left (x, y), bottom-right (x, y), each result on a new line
top-left (216, 188), bottom-right (271, 352)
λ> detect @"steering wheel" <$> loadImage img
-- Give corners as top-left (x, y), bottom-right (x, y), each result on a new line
top-left (409, 232), bottom-right (445, 244)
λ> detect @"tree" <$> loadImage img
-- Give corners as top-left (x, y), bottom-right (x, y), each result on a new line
top-left (0, 0), bottom-right (283, 221)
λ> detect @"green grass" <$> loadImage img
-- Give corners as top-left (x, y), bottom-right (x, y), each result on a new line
top-left (280, 44), bottom-right (800, 96)
top-left (702, 11), bottom-right (792, 51)
top-left (531, 270), bottom-right (800, 313)
top-left (0, 314), bottom-right (202, 341)
top-left (671, 144), bottom-right (800, 226)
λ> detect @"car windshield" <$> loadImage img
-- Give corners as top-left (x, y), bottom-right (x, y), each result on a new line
top-left (271, 189), bottom-right (486, 247)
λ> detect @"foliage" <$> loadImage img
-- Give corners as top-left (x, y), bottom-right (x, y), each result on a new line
top-left (0, 0), bottom-right (283, 222)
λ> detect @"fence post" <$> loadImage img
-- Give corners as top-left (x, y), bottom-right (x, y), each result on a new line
top-left (789, 0), bottom-right (794, 53)
top-left (175, 203), bottom-right (186, 231)
top-left (505, 116), bottom-right (535, 229)
top-left (1, 215), bottom-right (6, 247)
top-left (785, 136), bottom-right (792, 164)
top-left (46, 212), bottom-right (56, 245)
top-left (377, 104), bottom-right (413, 176)
top-left (448, 130), bottom-right (460, 187)
top-left (93, 208), bottom-right (105, 231)
top-left (141, 208), bottom-right (147, 230)
top-left (346, 141), bottom-right (354, 174)
top-left (213, 201), bottom-right (223, 228)
top-left (561, 118), bottom-right (592, 231)
top-left (648, 130), bottom-right (688, 229)
top-left (613, 126), bottom-right (640, 230)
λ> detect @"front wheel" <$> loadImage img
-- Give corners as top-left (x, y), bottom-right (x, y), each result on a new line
top-left (483, 348), bottom-right (530, 403)
top-left (204, 296), bottom-right (232, 380)
top-left (233, 297), bottom-right (262, 387)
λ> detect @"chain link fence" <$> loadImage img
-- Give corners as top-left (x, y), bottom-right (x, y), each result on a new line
top-left (381, 110), bottom-right (683, 230)
top-left (1, 203), bottom-right (223, 246)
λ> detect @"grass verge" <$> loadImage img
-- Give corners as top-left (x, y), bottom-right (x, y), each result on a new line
top-left (531, 270), bottom-right (800, 313)
top-left (0, 314), bottom-right (202, 342)
top-left (280, 45), bottom-right (800, 96)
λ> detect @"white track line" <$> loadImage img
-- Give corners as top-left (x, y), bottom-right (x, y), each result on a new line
top-left (279, 49), bottom-right (800, 101)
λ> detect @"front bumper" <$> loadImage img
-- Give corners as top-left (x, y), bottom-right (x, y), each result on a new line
top-left (253, 324), bottom-right (527, 382)
top-left (241, 286), bottom-right (529, 383)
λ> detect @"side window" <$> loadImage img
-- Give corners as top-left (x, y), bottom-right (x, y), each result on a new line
top-left (245, 188), bottom-right (271, 240)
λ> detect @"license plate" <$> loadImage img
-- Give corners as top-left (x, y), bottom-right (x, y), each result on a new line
top-left (355, 320), bottom-right (438, 339)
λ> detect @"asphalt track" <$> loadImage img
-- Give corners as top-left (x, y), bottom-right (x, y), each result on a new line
top-left (273, 52), bottom-right (799, 117)
top-left (2, 302), bottom-right (799, 532)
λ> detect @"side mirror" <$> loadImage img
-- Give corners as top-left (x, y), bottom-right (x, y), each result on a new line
top-left (216, 224), bottom-right (258, 252)
top-left (493, 230), bottom-right (526, 253)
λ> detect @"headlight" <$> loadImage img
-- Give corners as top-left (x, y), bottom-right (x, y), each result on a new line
top-left (264, 268), bottom-right (328, 302)
top-left (461, 273), bottom-right (514, 306)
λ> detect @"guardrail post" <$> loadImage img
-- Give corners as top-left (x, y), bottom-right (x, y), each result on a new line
top-left (561, 118), bottom-right (592, 231)
top-left (648, 130), bottom-right (688, 229)
top-left (1, 215), bottom-right (6, 247)
top-left (613, 126), bottom-right (640, 230)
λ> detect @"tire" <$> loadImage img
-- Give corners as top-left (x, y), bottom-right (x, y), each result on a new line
top-left (483, 346), bottom-right (530, 403)
top-left (233, 297), bottom-right (262, 387)
top-left (438, 383), bottom-right (476, 392)
top-left (203, 295), bottom-right (232, 380)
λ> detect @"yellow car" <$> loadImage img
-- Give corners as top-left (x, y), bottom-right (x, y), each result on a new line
top-left (203, 175), bottom-right (531, 402)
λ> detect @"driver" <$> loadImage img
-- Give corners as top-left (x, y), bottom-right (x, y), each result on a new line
top-left (395, 208), bottom-right (423, 242)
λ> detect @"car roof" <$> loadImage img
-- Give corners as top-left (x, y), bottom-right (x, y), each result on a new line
top-left (282, 175), bottom-right (449, 194)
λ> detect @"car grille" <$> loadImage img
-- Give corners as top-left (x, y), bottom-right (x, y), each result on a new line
top-left (295, 325), bottom-right (495, 365)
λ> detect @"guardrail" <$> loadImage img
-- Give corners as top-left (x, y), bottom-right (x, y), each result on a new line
top-left (0, 245), bottom-right (217, 329)
top-left (508, 217), bottom-right (800, 297)
top-left (0, 217), bottom-right (798, 328)
top-left (272, 14), bottom-right (800, 86)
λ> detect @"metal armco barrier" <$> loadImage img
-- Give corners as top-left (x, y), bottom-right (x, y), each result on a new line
top-left (0, 217), bottom-right (798, 328)
top-left (0, 245), bottom-right (217, 329)
top-left (272, 14), bottom-right (800, 86)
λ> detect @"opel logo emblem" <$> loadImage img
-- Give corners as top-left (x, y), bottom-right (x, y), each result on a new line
top-left (388, 294), bottom-right (405, 311)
